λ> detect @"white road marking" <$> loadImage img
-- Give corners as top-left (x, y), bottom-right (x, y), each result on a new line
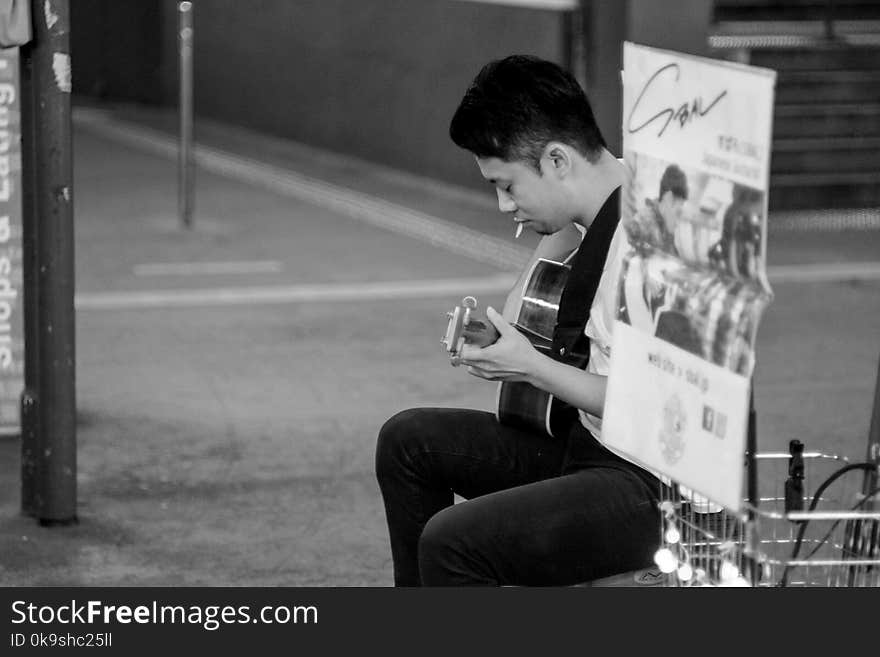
top-left (133, 260), bottom-right (284, 276)
top-left (770, 208), bottom-right (880, 232)
top-left (456, 0), bottom-right (577, 8)
top-left (76, 274), bottom-right (518, 311)
top-left (767, 262), bottom-right (880, 283)
top-left (76, 262), bottom-right (880, 311)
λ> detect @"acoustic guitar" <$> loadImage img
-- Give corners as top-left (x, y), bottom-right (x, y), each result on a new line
top-left (442, 257), bottom-right (579, 438)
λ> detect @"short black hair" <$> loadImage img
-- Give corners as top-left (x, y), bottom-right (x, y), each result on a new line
top-left (659, 165), bottom-right (688, 200)
top-left (449, 55), bottom-right (606, 169)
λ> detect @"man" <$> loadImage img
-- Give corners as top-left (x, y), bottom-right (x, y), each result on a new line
top-left (621, 164), bottom-right (690, 340)
top-left (375, 56), bottom-right (661, 586)
top-left (632, 164), bottom-right (689, 256)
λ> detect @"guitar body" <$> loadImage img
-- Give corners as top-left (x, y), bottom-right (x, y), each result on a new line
top-left (496, 380), bottom-right (560, 437)
top-left (496, 259), bottom-right (580, 438)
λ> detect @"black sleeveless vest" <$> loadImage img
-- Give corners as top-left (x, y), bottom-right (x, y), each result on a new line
top-left (550, 186), bottom-right (622, 369)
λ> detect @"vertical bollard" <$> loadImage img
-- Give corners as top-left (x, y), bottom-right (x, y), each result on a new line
top-left (32, 0), bottom-right (76, 525)
top-left (178, 1), bottom-right (194, 229)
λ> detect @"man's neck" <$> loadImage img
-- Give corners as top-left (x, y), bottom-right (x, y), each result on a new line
top-left (571, 150), bottom-right (627, 230)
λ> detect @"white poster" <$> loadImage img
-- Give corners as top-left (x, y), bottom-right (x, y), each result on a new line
top-left (603, 43), bottom-right (776, 511)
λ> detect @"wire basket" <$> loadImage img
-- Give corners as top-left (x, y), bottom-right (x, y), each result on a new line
top-left (653, 448), bottom-right (880, 587)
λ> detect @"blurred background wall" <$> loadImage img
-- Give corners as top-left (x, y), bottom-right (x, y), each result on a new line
top-left (68, 1), bottom-right (880, 209)
top-left (70, 0), bottom-right (164, 104)
top-left (69, 0), bottom-right (711, 191)
top-left (72, 1), bottom-right (571, 189)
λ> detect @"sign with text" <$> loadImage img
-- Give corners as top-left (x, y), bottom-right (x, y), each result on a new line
top-left (0, 46), bottom-right (23, 434)
top-left (603, 43), bottom-right (775, 511)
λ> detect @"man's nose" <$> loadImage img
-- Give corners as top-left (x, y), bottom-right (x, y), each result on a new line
top-left (496, 188), bottom-right (516, 213)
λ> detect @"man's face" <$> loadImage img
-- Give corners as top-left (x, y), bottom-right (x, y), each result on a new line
top-left (475, 156), bottom-right (569, 236)
top-left (657, 191), bottom-right (685, 231)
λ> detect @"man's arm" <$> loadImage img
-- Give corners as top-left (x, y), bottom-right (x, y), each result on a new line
top-left (527, 352), bottom-right (607, 418)
top-left (501, 223), bottom-right (583, 322)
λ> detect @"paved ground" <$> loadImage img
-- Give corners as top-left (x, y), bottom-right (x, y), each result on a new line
top-left (0, 105), bottom-right (878, 586)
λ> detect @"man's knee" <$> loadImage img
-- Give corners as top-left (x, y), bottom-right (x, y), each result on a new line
top-left (417, 506), bottom-right (462, 584)
top-left (418, 505), bottom-right (493, 586)
top-left (375, 408), bottom-right (423, 481)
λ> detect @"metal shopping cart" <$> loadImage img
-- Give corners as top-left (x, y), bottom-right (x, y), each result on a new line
top-left (653, 442), bottom-right (880, 587)
top-left (649, 357), bottom-right (880, 588)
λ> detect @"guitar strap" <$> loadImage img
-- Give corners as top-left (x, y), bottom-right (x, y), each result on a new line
top-left (551, 186), bottom-right (621, 369)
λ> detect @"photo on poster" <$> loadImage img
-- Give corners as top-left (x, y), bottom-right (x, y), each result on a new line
top-left (618, 150), bottom-right (770, 376)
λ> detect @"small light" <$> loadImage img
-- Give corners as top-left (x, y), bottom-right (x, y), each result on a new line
top-left (732, 576), bottom-right (750, 587)
top-left (677, 563), bottom-right (693, 582)
top-left (720, 561), bottom-right (739, 582)
top-left (665, 525), bottom-right (681, 545)
top-left (654, 548), bottom-right (677, 574)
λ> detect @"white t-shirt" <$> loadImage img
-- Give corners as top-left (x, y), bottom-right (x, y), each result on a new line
top-left (577, 220), bottom-right (626, 441)
top-left (575, 220), bottom-right (723, 511)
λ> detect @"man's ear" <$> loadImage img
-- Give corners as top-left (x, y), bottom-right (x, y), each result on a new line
top-left (541, 142), bottom-right (572, 178)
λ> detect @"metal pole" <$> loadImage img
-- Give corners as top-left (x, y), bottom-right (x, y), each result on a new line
top-left (566, 2), bottom-right (587, 92)
top-left (825, 0), bottom-right (836, 41)
top-left (865, 355), bottom-right (880, 479)
top-left (30, 0), bottom-right (76, 525)
top-left (18, 33), bottom-right (41, 518)
top-left (745, 385), bottom-right (760, 584)
top-left (178, 1), bottom-right (194, 229)
top-left (843, 355), bottom-right (880, 586)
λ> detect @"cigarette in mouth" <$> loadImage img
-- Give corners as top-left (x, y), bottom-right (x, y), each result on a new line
top-left (514, 223), bottom-right (523, 239)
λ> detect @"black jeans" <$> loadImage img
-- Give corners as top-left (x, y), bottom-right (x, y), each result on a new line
top-left (375, 407), bottom-right (662, 586)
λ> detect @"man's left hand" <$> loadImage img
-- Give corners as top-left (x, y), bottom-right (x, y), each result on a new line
top-left (458, 307), bottom-right (540, 382)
